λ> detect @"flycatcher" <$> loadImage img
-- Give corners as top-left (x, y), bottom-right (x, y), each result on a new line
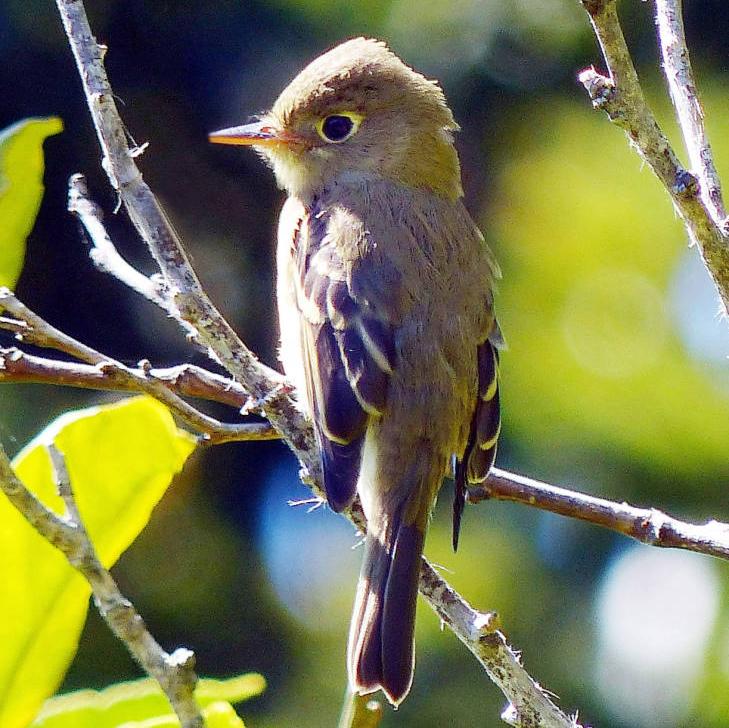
top-left (209, 37), bottom-right (501, 706)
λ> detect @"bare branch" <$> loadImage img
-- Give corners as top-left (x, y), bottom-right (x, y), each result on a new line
top-left (0, 315), bottom-right (28, 336)
top-left (417, 561), bottom-right (574, 728)
top-left (6, 329), bottom-right (726, 566)
top-left (0, 294), bottom-right (276, 445)
top-left (0, 287), bottom-right (110, 365)
top-left (470, 468), bottom-right (729, 561)
top-left (54, 0), bottom-right (308, 461)
top-left (579, 0), bottom-right (729, 314)
top-left (655, 0), bottom-right (727, 225)
top-left (0, 347), bottom-right (251, 408)
top-left (67, 173), bottom-right (179, 317)
top-left (0, 442), bottom-right (204, 727)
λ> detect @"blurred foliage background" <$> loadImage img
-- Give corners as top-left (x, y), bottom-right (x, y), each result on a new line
top-left (2, 1), bottom-right (729, 726)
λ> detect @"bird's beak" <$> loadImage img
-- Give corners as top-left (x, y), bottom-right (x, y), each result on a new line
top-left (208, 121), bottom-right (288, 147)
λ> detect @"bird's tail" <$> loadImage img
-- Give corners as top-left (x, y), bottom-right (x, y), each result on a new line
top-left (347, 503), bottom-right (425, 706)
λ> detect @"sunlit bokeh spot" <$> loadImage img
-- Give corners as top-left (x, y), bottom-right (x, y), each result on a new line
top-left (561, 267), bottom-right (669, 379)
top-left (384, 0), bottom-right (585, 83)
top-left (385, 0), bottom-right (500, 74)
top-left (594, 547), bottom-right (720, 727)
top-left (670, 248), bottom-right (729, 375)
top-left (258, 461), bottom-right (360, 631)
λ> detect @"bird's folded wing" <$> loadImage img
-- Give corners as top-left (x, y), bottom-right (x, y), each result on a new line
top-left (453, 329), bottom-right (501, 549)
top-left (295, 210), bottom-right (397, 512)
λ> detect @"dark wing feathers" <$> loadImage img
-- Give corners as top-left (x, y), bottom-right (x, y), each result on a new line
top-left (453, 333), bottom-right (501, 550)
top-left (295, 201), bottom-right (500, 529)
top-left (338, 325), bottom-right (390, 414)
top-left (358, 317), bottom-right (397, 373)
top-left (296, 208), bottom-right (395, 512)
top-left (309, 324), bottom-right (367, 444)
top-left (469, 340), bottom-right (501, 481)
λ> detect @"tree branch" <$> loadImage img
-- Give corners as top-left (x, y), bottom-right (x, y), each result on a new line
top-left (655, 0), bottom-right (727, 227)
top-left (55, 0), bottom-right (309, 461)
top-left (417, 561), bottom-right (577, 728)
top-left (0, 287), bottom-right (114, 364)
top-left (6, 321), bottom-right (727, 566)
top-left (7, 335), bottom-right (728, 564)
top-left (470, 468), bottom-right (729, 561)
top-left (0, 347), bottom-right (246, 408)
top-left (579, 0), bottom-right (729, 314)
top-left (0, 347), bottom-right (278, 444)
top-left (0, 292), bottom-right (276, 445)
top-left (0, 442), bottom-right (204, 728)
top-left (67, 173), bottom-right (180, 318)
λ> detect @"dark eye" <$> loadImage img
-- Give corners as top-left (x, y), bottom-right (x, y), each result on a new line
top-left (320, 114), bottom-right (356, 143)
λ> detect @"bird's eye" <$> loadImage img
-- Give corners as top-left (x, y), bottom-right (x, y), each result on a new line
top-left (317, 113), bottom-right (362, 143)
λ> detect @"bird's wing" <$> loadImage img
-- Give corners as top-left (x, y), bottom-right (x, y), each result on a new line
top-left (452, 325), bottom-right (502, 550)
top-left (294, 205), bottom-right (397, 512)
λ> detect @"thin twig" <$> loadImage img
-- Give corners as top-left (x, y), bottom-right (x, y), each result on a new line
top-left (0, 347), bottom-right (250, 408)
top-left (0, 293), bottom-right (276, 445)
top-left (579, 0), bottom-right (729, 314)
top-left (470, 468), bottom-right (729, 561)
top-left (0, 287), bottom-right (110, 364)
top-left (0, 316), bottom-right (28, 335)
top-left (655, 0), bottom-right (728, 226)
top-left (67, 173), bottom-right (183, 319)
top-left (0, 442), bottom-right (204, 728)
top-left (55, 0), bottom-right (309, 459)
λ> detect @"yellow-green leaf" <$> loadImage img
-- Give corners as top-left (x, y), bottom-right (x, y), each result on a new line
top-left (0, 397), bottom-right (196, 728)
top-left (0, 117), bottom-right (63, 288)
top-left (117, 702), bottom-right (246, 728)
top-left (29, 674), bottom-right (265, 728)
top-left (195, 674), bottom-right (266, 705)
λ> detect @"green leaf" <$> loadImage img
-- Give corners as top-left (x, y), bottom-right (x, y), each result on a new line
top-left (0, 397), bottom-right (196, 728)
top-left (117, 702), bottom-right (246, 728)
top-left (0, 117), bottom-right (63, 288)
top-left (29, 674), bottom-right (265, 728)
top-left (195, 674), bottom-right (266, 705)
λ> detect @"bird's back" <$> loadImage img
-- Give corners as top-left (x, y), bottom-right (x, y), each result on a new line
top-left (277, 174), bottom-right (498, 702)
top-left (279, 174), bottom-right (497, 470)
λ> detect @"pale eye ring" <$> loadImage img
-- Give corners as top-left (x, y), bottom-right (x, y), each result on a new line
top-left (317, 113), bottom-right (362, 143)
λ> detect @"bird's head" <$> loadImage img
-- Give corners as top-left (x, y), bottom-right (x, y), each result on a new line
top-left (209, 38), bottom-right (463, 200)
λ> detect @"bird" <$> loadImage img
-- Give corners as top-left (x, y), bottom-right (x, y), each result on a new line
top-left (209, 37), bottom-right (501, 707)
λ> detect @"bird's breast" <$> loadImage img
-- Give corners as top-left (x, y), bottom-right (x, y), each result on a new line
top-left (276, 195), bottom-right (310, 413)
